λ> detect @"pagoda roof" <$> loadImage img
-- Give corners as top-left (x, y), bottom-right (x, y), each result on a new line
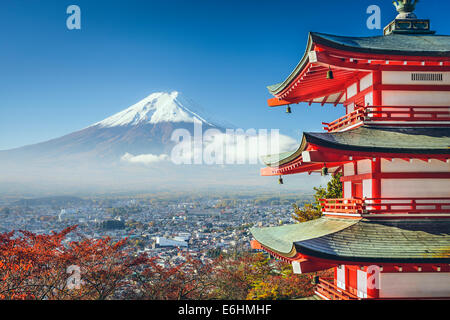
top-left (267, 32), bottom-right (450, 98)
top-left (304, 126), bottom-right (450, 154)
top-left (250, 216), bottom-right (358, 256)
top-left (263, 126), bottom-right (450, 168)
top-left (311, 32), bottom-right (450, 58)
top-left (251, 217), bottom-right (450, 263)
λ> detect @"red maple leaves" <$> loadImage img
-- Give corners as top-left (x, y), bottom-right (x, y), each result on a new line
top-left (0, 226), bottom-right (138, 299)
top-left (0, 227), bottom-right (325, 300)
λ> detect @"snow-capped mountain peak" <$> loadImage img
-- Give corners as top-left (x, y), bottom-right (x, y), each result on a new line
top-left (94, 91), bottom-right (214, 128)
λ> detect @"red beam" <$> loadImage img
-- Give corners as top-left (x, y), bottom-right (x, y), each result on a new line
top-left (311, 51), bottom-right (450, 72)
top-left (302, 150), bottom-right (350, 163)
top-left (374, 84), bottom-right (450, 92)
top-left (341, 173), bottom-right (372, 182)
top-left (344, 86), bottom-right (373, 105)
top-left (267, 97), bottom-right (296, 107)
top-left (299, 251), bottom-right (450, 270)
top-left (341, 172), bottom-right (450, 181)
top-left (314, 43), bottom-right (450, 64)
top-left (289, 86), bottom-right (348, 105)
top-left (261, 161), bottom-right (348, 176)
top-left (379, 172), bottom-right (450, 179)
top-left (308, 144), bottom-right (450, 161)
top-left (334, 90), bottom-right (345, 107)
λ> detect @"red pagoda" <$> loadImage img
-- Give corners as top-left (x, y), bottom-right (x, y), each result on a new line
top-left (250, 1), bottom-right (450, 300)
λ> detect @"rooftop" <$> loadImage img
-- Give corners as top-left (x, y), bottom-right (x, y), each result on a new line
top-left (267, 32), bottom-right (450, 96)
top-left (251, 217), bottom-right (450, 263)
top-left (262, 126), bottom-right (450, 168)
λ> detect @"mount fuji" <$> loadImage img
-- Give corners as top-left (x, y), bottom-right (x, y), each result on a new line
top-left (0, 91), bottom-right (300, 195)
top-left (94, 91), bottom-right (216, 128)
top-left (0, 91), bottom-right (222, 164)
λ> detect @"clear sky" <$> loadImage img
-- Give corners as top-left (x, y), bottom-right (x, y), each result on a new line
top-left (0, 0), bottom-right (448, 150)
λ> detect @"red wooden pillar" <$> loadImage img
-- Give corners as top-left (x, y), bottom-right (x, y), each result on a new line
top-left (371, 158), bottom-right (381, 213)
top-left (372, 71), bottom-right (382, 106)
top-left (371, 158), bottom-right (381, 198)
top-left (372, 71), bottom-right (382, 123)
top-left (366, 266), bottom-right (380, 299)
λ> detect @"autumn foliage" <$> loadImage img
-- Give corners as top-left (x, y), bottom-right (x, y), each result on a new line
top-left (292, 173), bottom-right (343, 223)
top-left (0, 226), bottom-right (141, 300)
top-left (0, 227), bottom-right (323, 300)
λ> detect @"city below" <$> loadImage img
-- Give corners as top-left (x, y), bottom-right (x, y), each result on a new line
top-left (0, 192), bottom-right (312, 263)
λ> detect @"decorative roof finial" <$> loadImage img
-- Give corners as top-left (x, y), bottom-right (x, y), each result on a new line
top-left (392, 0), bottom-right (419, 19)
top-left (384, 0), bottom-right (434, 35)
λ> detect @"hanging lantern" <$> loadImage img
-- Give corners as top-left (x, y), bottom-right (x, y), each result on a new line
top-left (326, 66), bottom-right (334, 79)
top-left (286, 105), bottom-right (292, 114)
top-left (278, 176), bottom-right (284, 184)
top-left (321, 166), bottom-right (329, 176)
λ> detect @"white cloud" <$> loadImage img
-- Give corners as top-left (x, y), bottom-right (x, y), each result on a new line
top-left (121, 152), bottom-right (169, 165)
top-left (170, 128), bottom-right (299, 165)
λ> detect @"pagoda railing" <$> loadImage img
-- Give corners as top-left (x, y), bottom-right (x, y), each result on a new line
top-left (322, 108), bottom-right (365, 132)
top-left (319, 198), bottom-right (364, 214)
top-left (315, 277), bottom-right (359, 300)
top-left (323, 106), bottom-right (450, 132)
top-left (320, 197), bottom-right (450, 215)
top-left (363, 197), bottom-right (450, 215)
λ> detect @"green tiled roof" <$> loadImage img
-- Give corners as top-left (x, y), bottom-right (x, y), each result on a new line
top-left (261, 149), bottom-right (301, 168)
top-left (310, 32), bottom-right (450, 57)
top-left (305, 126), bottom-right (450, 154)
top-left (250, 217), bottom-right (359, 256)
top-left (296, 219), bottom-right (450, 263)
top-left (262, 126), bottom-right (450, 167)
top-left (251, 218), bottom-right (450, 263)
top-left (268, 32), bottom-right (450, 95)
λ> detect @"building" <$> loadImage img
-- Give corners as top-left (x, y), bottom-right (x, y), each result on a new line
top-left (155, 236), bottom-right (188, 248)
top-left (250, 1), bottom-right (450, 300)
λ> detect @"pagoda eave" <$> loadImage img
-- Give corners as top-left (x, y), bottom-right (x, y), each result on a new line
top-left (310, 32), bottom-right (450, 59)
top-left (261, 160), bottom-right (345, 177)
top-left (253, 238), bottom-right (450, 275)
top-left (267, 32), bottom-right (450, 106)
top-left (250, 217), bottom-right (450, 268)
top-left (261, 126), bottom-right (450, 176)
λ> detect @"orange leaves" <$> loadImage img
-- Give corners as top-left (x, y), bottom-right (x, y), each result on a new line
top-left (0, 226), bottom-right (143, 300)
top-left (246, 261), bottom-right (315, 300)
top-left (0, 227), bottom-right (323, 300)
top-left (127, 251), bottom-right (216, 300)
top-left (0, 228), bottom-right (72, 299)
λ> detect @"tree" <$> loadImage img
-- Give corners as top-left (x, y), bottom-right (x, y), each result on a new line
top-left (0, 227), bottom-right (327, 300)
top-left (211, 252), bottom-right (273, 300)
top-left (0, 226), bottom-right (77, 300)
top-left (291, 203), bottom-right (322, 223)
top-left (292, 173), bottom-right (342, 222)
top-left (0, 226), bottom-right (143, 300)
top-left (246, 262), bottom-right (314, 300)
top-left (62, 237), bottom-right (141, 300)
top-left (127, 251), bottom-right (216, 300)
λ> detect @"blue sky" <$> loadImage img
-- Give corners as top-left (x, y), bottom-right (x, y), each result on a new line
top-left (0, 0), bottom-right (448, 150)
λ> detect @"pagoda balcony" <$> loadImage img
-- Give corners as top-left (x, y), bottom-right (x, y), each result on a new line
top-left (320, 197), bottom-right (450, 216)
top-left (322, 106), bottom-right (450, 132)
top-left (315, 277), bottom-right (359, 300)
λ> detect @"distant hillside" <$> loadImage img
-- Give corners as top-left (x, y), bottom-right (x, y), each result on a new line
top-left (0, 91), bottom-right (304, 195)
top-left (14, 196), bottom-right (87, 207)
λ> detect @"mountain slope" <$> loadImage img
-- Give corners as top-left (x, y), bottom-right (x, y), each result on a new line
top-left (0, 91), bottom-right (303, 195)
top-left (0, 91), bottom-right (221, 163)
top-left (93, 91), bottom-right (216, 128)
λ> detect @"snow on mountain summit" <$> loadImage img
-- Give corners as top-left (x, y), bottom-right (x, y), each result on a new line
top-left (94, 91), bottom-right (215, 128)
